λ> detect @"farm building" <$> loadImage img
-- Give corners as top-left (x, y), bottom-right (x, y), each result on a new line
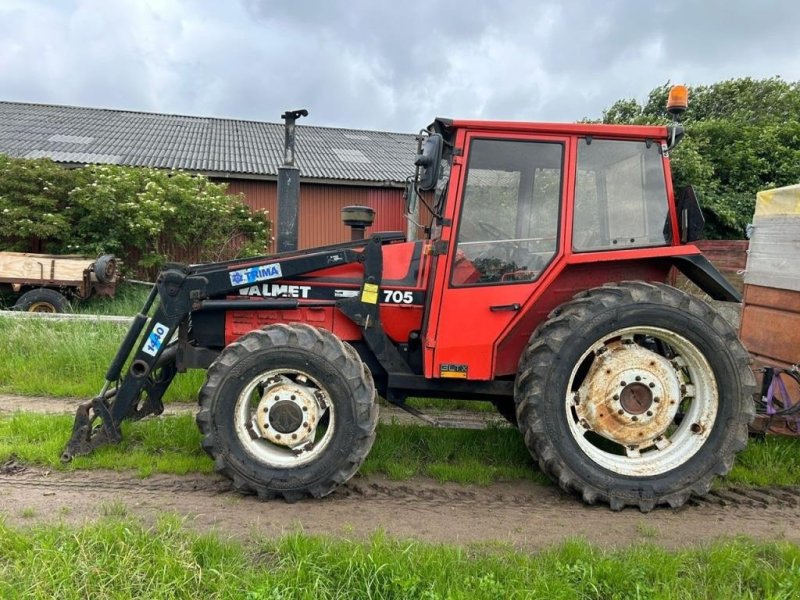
top-left (0, 101), bottom-right (419, 251)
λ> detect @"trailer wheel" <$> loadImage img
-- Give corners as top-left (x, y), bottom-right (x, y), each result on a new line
top-left (13, 288), bottom-right (71, 313)
top-left (93, 254), bottom-right (117, 283)
top-left (515, 282), bottom-right (755, 511)
top-left (196, 324), bottom-right (378, 501)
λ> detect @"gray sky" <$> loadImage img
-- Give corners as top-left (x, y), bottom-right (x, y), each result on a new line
top-left (1, 0), bottom-right (798, 132)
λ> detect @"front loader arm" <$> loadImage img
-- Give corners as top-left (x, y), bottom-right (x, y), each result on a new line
top-left (62, 244), bottom-right (367, 462)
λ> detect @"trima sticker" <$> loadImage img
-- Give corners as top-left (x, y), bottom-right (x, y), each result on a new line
top-left (143, 321), bottom-right (169, 357)
top-left (228, 262), bottom-right (283, 286)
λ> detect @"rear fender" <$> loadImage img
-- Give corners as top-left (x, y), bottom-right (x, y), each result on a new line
top-left (670, 254), bottom-right (741, 302)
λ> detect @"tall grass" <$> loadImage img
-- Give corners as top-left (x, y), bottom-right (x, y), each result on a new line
top-left (0, 517), bottom-right (799, 599)
top-left (72, 280), bottom-right (151, 315)
top-left (0, 317), bottom-right (204, 401)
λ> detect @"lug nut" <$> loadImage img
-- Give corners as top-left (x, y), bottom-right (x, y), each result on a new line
top-left (618, 409), bottom-right (624, 415)
top-left (654, 397), bottom-right (660, 403)
top-left (635, 376), bottom-right (642, 382)
top-left (649, 382), bottom-right (655, 388)
top-left (631, 416), bottom-right (639, 421)
top-left (620, 381), bottom-right (627, 387)
top-left (646, 411), bottom-right (653, 416)
top-left (613, 394), bottom-right (620, 401)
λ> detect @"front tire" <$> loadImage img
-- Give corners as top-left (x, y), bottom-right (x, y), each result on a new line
top-left (515, 282), bottom-right (755, 511)
top-left (196, 324), bottom-right (378, 501)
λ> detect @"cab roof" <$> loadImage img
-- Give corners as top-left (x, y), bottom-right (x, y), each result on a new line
top-left (432, 117), bottom-right (669, 141)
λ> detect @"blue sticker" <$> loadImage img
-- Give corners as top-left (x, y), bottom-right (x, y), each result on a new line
top-left (143, 321), bottom-right (169, 357)
top-left (229, 262), bottom-right (283, 286)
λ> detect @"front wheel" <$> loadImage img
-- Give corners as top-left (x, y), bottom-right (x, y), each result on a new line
top-left (515, 282), bottom-right (755, 511)
top-left (196, 324), bottom-right (378, 501)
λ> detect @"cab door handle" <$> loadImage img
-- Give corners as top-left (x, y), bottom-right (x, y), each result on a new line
top-left (490, 303), bottom-right (521, 312)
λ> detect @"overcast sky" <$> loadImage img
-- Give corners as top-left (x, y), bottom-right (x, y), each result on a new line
top-left (1, 0), bottom-right (798, 132)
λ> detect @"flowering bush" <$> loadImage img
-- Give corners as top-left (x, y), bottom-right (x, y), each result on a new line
top-left (0, 155), bottom-right (270, 275)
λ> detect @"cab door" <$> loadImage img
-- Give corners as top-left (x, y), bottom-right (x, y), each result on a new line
top-left (423, 132), bottom-right (570, 380)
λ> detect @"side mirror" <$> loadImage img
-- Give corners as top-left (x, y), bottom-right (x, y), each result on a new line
top-left (677, 185), bottom-right (705, 243)
top-left (415, 134), bottom-right (443, 191)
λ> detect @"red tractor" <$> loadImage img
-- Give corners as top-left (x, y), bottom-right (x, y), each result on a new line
top-left (63, 86), bottom-right (754, 511)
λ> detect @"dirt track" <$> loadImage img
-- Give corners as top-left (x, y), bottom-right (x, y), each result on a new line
top-left (2, 394), bottom-right (800, 549)
top-left (2, 463), bottom-right (800, 549)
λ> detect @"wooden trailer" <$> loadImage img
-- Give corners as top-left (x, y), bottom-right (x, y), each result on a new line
top-left (0, 252), bottom-right (117, 312)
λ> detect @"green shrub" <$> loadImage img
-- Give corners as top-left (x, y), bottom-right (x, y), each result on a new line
top-left (0, 155), bottom-right (270, 276)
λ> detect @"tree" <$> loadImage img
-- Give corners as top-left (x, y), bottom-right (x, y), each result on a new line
top-left (595, 77), bottom-right (800, 238)
top-left (0, 156), bottom-right (271, 275)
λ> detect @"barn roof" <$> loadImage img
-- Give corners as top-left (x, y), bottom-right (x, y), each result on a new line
top-left (0, 101), bottom-right (418, 186)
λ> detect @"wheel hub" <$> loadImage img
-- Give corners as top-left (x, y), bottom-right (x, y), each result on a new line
top-left (269, 400), bottom-right (304, 434)
top-left (575, 341), bottom-right (682, 447)
top-left (253, 376), bottom-right (322, 448)
top-left (619, 382), bottom-right (653, 415)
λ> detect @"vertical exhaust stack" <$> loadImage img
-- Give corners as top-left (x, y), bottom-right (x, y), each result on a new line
top-left (277, 109), bottom-right (308, 253)
top-left (341, 205), bottom-right (375, 241)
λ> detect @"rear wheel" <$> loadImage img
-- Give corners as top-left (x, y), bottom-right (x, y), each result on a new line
top-left (515, 282), bottom-right (755, 511)
top-left (196, 324), bottom-right (378, 501)
top-left (13, 288), bottom-right (71, 313)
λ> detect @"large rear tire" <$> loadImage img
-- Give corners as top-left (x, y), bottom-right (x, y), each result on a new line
top-left (515, 282), bottom-right (755, 511)
top-left (196, 324), bottom-right (378, 501)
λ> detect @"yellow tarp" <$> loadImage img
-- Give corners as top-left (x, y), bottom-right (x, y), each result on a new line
top-left (755, 184), bottom-right (800, 217)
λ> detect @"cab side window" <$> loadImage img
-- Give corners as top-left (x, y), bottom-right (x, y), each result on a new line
top-left (573, 139), bottom-right (671, 251)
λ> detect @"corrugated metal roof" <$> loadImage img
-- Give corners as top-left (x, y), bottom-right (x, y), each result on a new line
top-left (0, 101), bottom-right (419, 185)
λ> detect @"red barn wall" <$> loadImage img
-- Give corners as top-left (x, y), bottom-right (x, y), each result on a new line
top-left (220, 179), bottom-right (406, 252)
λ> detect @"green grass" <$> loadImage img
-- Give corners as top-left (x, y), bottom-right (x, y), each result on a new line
top-left (71, 280), bottom-right (151, 315)
top-left (3, 411), bottom-right (800, 491)
top-left (1, 517), bottom-right (799, 599)
top-left (0, 413), bottom-right (211, 477)
top-left (0, 315), bottom-right (495, 413)
top-left (0, 411), bottom-right (536, 484)
top-left (0, 317), bottom-right (205, 401)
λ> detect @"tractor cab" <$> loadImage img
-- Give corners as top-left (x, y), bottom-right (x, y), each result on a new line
top-left (412, 111), bottom-right (719, 382)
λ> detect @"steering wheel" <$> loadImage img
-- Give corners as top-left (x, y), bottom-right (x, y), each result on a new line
top-left (474, 221), bottom-right (523, 263)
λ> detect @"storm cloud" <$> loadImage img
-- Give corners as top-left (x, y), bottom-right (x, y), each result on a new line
top-left (1, 0), bottom-right (798, 131)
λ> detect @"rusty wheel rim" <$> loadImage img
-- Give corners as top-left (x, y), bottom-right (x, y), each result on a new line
top-left (566, 326), bottom-right (718, 477)
top-left (28, 302), bottom-right (57, 313)
top-left (234, 368), bottom-right (335, 469)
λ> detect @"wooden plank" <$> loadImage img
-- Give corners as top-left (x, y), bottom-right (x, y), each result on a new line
top-left (744, 285), bottom-right (800, 313)
top-left (0, 252), bottom-right (92, 284)
top-left (740, 303), bottom-right (800, 366)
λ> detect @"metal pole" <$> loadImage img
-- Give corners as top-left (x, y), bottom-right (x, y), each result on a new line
top-left (277, 109), bottom-right (308, 253)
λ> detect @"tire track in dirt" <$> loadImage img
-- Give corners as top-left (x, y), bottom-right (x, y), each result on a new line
top-left (2, 464), bottom-right (800, 550)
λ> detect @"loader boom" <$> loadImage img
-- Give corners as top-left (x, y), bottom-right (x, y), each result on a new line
top-left (62, 237), bottom-right (384, 461)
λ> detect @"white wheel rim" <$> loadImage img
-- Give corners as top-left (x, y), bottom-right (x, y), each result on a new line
top-left (234, 367), bottom-right (335, 468)
top-left (565, 326), bottom-right (718, 477)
